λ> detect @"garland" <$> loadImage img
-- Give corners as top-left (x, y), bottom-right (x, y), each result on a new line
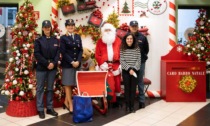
top-left (57, 0), bottom-right (70, 8)
top-left (179, 75), bottom-right (197, 93)
top-left (75, 25), bottom-right (101, 44)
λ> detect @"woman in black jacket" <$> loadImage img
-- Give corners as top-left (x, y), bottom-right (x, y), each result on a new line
top-left (60, 19), bottom-right (83, 113)
top-left (34, 20), bottom-right (59, 119)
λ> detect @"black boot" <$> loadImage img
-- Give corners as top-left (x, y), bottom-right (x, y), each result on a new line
top-left (46, 109), bottom-right (58, 116)
top-left (129, 102), bottom-right (135, 113)
top-left (130, 107), bottom-right (135, 113)
top-left (139, 102), bottom-right (145, 109)
top-left (38, 111), bottom-right (45, 119)
top-left (112, 96), bottom-right (123, 108)
top-left (125, 103), bottom-right (129, 112)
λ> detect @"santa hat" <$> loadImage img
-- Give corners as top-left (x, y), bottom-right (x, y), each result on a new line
top-left (101, 23), bottom-right (116, 33)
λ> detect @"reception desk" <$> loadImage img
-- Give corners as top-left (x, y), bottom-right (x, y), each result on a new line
top-left (161, 45), bottom-right (206, 102)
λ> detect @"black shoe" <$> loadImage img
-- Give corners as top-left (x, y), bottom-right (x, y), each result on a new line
top-left (63, 103), bottom-right (70, 112)
top-left (139, 102), bottom-right (145, 109)
top-left (38, 111), bottom-right (45, 119)
top-left (69, 111), bottom-right (73, 114)
top-left (125, 106), bottom-right (129, 112)
top-left (130, 107), bottom-right (135, 113)
top-left (46, 109), bottom-right (58, 116)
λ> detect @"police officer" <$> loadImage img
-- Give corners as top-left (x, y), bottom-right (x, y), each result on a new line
top-left (129, 20), bottom-right (149, 109)
top-left (34, 20), bottom-right (59, 119)
top-left (60, 19), bottom-right (83, 113)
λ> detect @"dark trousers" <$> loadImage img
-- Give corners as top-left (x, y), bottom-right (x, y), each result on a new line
top-left (36, 69), bottom-right (57, 111)
top-left (122, 70), bottom-right (138, 109)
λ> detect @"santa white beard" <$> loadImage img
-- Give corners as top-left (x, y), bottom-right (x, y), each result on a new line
top-left (102, 30), bottom-right (116, 45)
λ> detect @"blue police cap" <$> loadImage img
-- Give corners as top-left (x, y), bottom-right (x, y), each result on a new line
top-left (42, 20), bottom-right (51, 27)
top-left (65, 19), bottom-right (75, 26)
top-left (129, 20), bottom-right (138, 26)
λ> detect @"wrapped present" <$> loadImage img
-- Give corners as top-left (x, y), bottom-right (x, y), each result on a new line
top-left (77, 1), bottom-right (97, 11)
top-left (88, 14), bottom-right (103, 27)
top-left (61, 4), bottom-right (75, 15)
top-left (116, 29), bottom-right (127, 39)
top-left (77, 3), bottom-right (86, 11)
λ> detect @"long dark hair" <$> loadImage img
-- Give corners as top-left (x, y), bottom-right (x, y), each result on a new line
top-left (41, 27), bottom-right (53, 37)
top-left (120, 33), bottom-right (138, 51)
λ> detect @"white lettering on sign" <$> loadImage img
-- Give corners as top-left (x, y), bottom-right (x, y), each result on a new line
top-left (166, 71), bottom-right (205, 76)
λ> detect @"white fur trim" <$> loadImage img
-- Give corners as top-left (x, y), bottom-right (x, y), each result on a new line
top-left (100, 62), bottom-right (109, 71)
top-left (107, 44), bottom-right (113, 61)
top-left (112, 66), bottom-right (121, 76)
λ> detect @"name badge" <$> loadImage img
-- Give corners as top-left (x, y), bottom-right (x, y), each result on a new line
top-left (54, 44), bottom-right (58, 46)
top-left (138, 40), bottom-right (142, 43)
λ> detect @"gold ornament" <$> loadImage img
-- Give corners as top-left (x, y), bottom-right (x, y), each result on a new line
top-left (179, 75), bottom-right (197, 93)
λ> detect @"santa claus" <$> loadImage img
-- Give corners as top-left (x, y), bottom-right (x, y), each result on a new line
top-left (95, 23), bottom-right (121, 104)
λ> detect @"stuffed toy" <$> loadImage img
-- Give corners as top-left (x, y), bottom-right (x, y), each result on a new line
top-left (81, 47), bottom-right (95, 71)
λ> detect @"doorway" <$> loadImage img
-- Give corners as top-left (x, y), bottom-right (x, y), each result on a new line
top-left (177, 6), bottom-right (210, 45)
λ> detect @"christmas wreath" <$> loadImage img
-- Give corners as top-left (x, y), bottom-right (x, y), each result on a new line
top-left (179, 75), bottom-right (197, 93)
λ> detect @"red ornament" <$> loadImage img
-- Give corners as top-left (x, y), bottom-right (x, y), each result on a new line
top-left (15, 96), bottom-right (20, 101)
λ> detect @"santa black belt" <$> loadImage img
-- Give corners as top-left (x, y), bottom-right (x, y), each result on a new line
top-left (106, 61), bottom-right (118, 63)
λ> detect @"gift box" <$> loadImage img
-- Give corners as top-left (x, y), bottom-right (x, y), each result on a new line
top-left (88, 14), bottom-right (103, 27)
top-left (116, 29), bottom-right (127, 39)
top-left (86, 1), bottom-right (96, 9)
top-left (61, 4), bottom-right (75, 15)
top-left (77, 3), bottom-right (86, 11)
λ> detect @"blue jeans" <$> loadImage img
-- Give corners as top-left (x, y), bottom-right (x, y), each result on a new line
top-left (138, 62), bottom-right (145, 103)
top-left (36, 70), bottom-right (57, 111)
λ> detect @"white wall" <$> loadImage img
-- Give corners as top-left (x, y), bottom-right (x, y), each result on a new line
top-left (58, 0), bottom-right (171, 91)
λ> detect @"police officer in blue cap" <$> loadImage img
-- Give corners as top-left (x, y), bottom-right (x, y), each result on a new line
top-left (34, 20), bottom-right (59, 119)
top-left (129, 20), bottom-right (149, 109)
top-left (60, 19), bottom-right (83, 113)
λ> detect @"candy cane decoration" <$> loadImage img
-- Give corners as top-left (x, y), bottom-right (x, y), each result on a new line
top-left (146, 90), bottom-right (161, 98)
top-left (51, 0), bottom-right (58, 27)
top-left (169, 0), bottom-right (176, 47)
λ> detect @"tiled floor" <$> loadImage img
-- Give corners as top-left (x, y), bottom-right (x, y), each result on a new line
top-left (0, 98), bottom-right (209, 126)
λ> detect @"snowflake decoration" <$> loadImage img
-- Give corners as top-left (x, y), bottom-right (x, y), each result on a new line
top-left (177, 46), bottom-right (183, 52)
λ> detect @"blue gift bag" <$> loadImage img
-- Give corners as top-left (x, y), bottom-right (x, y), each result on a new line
top-left (73, 95), bottom-right (93, 123)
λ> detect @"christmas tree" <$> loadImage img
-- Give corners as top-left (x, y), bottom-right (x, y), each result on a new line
top-left (0, 0), bottom-right (37, 101)
top-left (121, 1), bottom-right (130, 13)
top-left (185, 9), bottom-right (210, 70)
top-left (106, 11), bottom-right (119, 28)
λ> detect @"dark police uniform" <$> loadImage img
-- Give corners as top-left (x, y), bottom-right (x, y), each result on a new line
top-left (34, 25), bottom-right (60, 112)
top-left (129, 20), bottom-right (149, 108)
top-left (60, 27), bottom-right (83, 85)
top-left (60, 34), bottom-right (83, 68)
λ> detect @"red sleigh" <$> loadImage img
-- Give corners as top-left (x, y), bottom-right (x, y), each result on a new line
top-left (75, 71), bottom-right (108, 115)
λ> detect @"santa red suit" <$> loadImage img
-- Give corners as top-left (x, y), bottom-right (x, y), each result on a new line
top-left (95, 23), bottom-right (121, 102)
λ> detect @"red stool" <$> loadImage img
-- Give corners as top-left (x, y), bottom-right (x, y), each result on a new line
top-left (143, 77), bottom-right (152, 103)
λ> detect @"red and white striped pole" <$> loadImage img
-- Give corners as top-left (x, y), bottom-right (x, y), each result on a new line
top-left (51, 0), bottom-right (58, 27)
top-left (169, 0), bottom-right (176, 47)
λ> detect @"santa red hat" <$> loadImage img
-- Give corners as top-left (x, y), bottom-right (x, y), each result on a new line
top-left (101, 23), bottom-right (116, 34)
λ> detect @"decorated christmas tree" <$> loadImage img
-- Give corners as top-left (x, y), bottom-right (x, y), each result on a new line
top-left (106, 11), bottom-right (119, 28)
top-left (0, 0), bottom-right (37, 101)
top-left (121, 1), bottom-right (130, 13)
top-left (185, 9), bottom-right (210, 70)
